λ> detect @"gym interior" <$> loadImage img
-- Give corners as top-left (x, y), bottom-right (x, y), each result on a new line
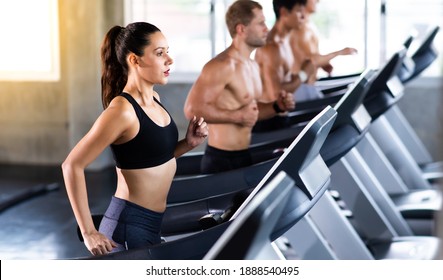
top-left (0, 0), bottom-right (443, 261)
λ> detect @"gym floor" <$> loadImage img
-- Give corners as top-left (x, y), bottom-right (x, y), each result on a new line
top-left (1, 162), bottom-right (443, 260)
top-left (0, 164), bottom-right (116, 260)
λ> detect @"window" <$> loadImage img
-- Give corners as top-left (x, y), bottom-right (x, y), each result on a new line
top-left (384, 0), bottom-right (443, 77)
top-left (315, 0), bottom-right (367, 75)
top-left (254, 0), bottom-right (367, 76)
top-left (124, 0), bottom-right (442, 81)
top-left (0, 0), bottom-right (60, 81)
top-left (125, 0), bottom-right (216, 81)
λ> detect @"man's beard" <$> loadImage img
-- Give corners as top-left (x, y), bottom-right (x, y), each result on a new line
top-left (246, 37), bottom-right (266, 48)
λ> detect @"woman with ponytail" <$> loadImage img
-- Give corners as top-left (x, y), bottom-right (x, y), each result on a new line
top-left (62, 22), bottom-right (208, 256)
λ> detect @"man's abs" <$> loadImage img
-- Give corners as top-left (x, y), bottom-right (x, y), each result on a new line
top-left (207, 123), bottom-right (252, 151)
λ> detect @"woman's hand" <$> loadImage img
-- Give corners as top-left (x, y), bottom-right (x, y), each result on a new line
top-left (83, 230), bottom-right (117, 256)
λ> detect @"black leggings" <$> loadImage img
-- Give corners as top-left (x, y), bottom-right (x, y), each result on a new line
top-left (200, 145), bottom-right (253, 174)
top-left (99, 196), bottom-right (164, 252)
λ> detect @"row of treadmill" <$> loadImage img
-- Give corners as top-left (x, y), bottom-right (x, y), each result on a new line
top-left (79, 25), bottom-right (442, 260)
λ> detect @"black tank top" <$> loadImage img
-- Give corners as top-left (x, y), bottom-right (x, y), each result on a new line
top-left (110, 93), bottom-right (178, 169)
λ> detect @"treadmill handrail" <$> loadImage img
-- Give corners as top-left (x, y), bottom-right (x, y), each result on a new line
top-left (203, 171), bottom-right (294, 260)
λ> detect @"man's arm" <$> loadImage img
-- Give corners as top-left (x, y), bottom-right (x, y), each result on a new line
top-left (257, 90), bottom-right (295, 120)
top-left (256, 44), bottom-right (303, 102)
top-left (294, 26), bottom-right (357, 74)
top-left (313, 47), bottom-right (358, 71)
top-left (184, 60), bottom-right (257, 127)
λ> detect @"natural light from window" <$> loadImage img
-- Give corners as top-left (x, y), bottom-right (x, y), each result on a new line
top-left (0, 0), bottom-right (60, 81)
top-left (124, 0), bottom-right (442, 82)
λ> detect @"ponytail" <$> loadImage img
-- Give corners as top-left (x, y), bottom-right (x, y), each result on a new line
top-left (101, 26), bottom-right (127, 109)
top-left (100, 22), bottom-right (161, 109)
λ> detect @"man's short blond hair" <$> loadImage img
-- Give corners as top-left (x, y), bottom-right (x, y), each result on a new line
top-left (226, 0), bottom-right (263, 38)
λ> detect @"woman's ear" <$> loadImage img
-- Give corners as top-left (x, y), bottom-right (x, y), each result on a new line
top-left (128, 53), bottom-right (138, 66)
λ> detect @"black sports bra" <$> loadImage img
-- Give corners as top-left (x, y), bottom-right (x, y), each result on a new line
top-left (110, 92), bottom-right (178, 169)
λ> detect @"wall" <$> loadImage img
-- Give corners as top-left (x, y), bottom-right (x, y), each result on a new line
top-left (398, 77), bottom-right (443, 161)
top-left (0, 0), bottom-right (441, 171)
top-left (0, 0), bottom-right (123, 170)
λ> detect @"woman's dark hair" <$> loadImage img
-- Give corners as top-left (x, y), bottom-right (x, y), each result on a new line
top-left (100, 22), bottom-right (161, 109)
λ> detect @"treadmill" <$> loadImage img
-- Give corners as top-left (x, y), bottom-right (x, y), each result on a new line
top-left (251, 47), bottom-right (441, 233)
top-left (75, 106), bottom-right (337, 259)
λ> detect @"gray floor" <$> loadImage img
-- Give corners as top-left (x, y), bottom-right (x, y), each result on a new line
top-left (1, 160), bottom-right (442, 260)
top-left (1, 146), bottom-right (443, 259)
top-left (0, 164), bottom-right (116, 260)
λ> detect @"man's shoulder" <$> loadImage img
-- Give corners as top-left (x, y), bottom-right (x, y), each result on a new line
top-left (263, 40), bottom-right (280, 51)
top-left (203, 52), bottom-right (236, 72)
top-left (256, 40), bottom-right (281, 62)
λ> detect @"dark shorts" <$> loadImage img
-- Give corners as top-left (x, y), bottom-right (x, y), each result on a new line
top-left (252, 116), bottom-right (290, 132)
top-left (99, 196), bottom-right (164, 252)
top-left (200, 145), bottom-right (253, 174)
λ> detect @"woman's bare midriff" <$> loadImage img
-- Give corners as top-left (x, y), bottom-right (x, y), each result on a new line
top-left (114, 158), bottom-right (177, 213)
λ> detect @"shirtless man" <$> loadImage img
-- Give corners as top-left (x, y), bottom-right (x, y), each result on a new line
top-left (184, 0), bottom-right (295, 174)
top-left (290, 0), bottom-right (357, 76)
top-left (255, 0), bottom-right (317, 103)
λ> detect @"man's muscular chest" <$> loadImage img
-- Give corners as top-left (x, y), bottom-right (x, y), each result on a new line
top-left (279, 39), bottom-right (294, 78)
top-left (226, 61), bottom-right (262, 104)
